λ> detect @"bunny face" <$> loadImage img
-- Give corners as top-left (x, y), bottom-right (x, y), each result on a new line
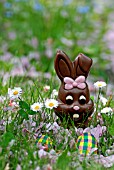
top-left (54, 50), bottom-right (94, 127)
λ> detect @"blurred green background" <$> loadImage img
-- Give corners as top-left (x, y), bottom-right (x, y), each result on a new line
top-left (0, 0), bottom-right (114, 83)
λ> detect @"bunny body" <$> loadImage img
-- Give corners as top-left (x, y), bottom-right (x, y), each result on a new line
top-left (54, 50), bottom-right (94, 127)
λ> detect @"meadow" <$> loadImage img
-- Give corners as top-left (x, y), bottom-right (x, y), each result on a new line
top-left (0, 0), bottom-right (114, 169)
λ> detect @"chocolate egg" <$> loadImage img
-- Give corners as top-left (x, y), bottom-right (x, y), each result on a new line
top-left (77, 132), bottom-right (97, 155)
top-left (36, 135), bottom-right (53, 150)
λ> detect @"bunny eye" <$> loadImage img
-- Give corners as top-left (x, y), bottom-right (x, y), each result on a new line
top-left (66, 95), bottom-right (73, 105)
top-left (79, 95), bottom-right (86, 105)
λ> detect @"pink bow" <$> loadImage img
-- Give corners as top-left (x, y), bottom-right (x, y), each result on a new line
top-left (64, 76), bottom-right (86, 90)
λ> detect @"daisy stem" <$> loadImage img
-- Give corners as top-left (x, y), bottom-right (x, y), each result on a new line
top-left (94, 87), bottom-right (101, 125)
top-left (14, 111), bottom-right (19, 120)
top-left (18, 97), bottom-right (22, 101)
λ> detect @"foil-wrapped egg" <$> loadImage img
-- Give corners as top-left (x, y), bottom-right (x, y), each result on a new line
top-left (77, 132), bottom-right (97, 155)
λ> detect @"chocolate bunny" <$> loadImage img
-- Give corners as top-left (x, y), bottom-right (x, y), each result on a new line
top-left (54, 50), bottom-right (94, 127)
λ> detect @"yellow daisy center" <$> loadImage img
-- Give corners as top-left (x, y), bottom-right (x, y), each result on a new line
top-left (98, 83), bottom-right (103, 87)
top-left (34, 105), bottom-right (40, 110)
top-left (49, 102), bottom-right (54, 107)
top-left (13, 90), bottom-right (19, 95)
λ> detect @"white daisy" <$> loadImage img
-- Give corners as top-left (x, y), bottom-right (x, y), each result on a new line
top-left (94, 81), bottom-right (106, 88)
top-left (100, 96), bottom-right (108, 106)
top-left (31, 102), bottom-right (43, 112)
top-left (8, 87), bottom-right (22, 99)
top-left (101, 107), bottom-right (113, 115)
top-left (45, 99), bottom-right (58, 109)
top-left (43, 85), bottom-right (50, 92)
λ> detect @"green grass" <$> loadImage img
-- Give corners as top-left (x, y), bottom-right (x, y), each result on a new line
top-left (0, 76), bottom-right (114, 170)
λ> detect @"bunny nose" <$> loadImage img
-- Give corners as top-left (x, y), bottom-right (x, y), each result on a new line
top-left (73, 106), bottom-right (80, 111)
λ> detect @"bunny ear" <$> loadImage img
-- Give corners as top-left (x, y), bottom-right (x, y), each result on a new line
top-left (54, 50), bottom-right (74, 81)
top-left (73, 53), bottom-right (92, 78)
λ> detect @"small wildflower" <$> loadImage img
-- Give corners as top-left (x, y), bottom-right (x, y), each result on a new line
top-left (101, 107), bottom-right (113, 115)
top-left (43, 85), bottom-right (50, 92)
top-left (100, 96), bottom-right (108, 106)
top-left (51, 89), bottom-right (58, 98)
top-left (102, 126), bottom-right (107, 133)
top-left (31, 102), bottom-right (43, 112)
top-left (0, 95), bottom-right (6, 103)
top-left (46, 122), bottom-right (60, 132)
top-left (35, 166), bottom-right (40, 170)
top-left (9, 100), bottom-right (19, 107)
top-left (45, 99), bottom-right (58, 109)
top-left (9, 139), bottom-right (15, 147)
top-left (38, 149), bottom-right (47, 159)
top-left (8, 87), bottom-right (22, 99)
top-left (16, 164), bottom-right (22, 170)
top-left (45, 164), bottom-right (53, 170)
top-left (94, 81), bottom-right (106, 88)
top-left (3, 116), bottom-right (12, 125)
